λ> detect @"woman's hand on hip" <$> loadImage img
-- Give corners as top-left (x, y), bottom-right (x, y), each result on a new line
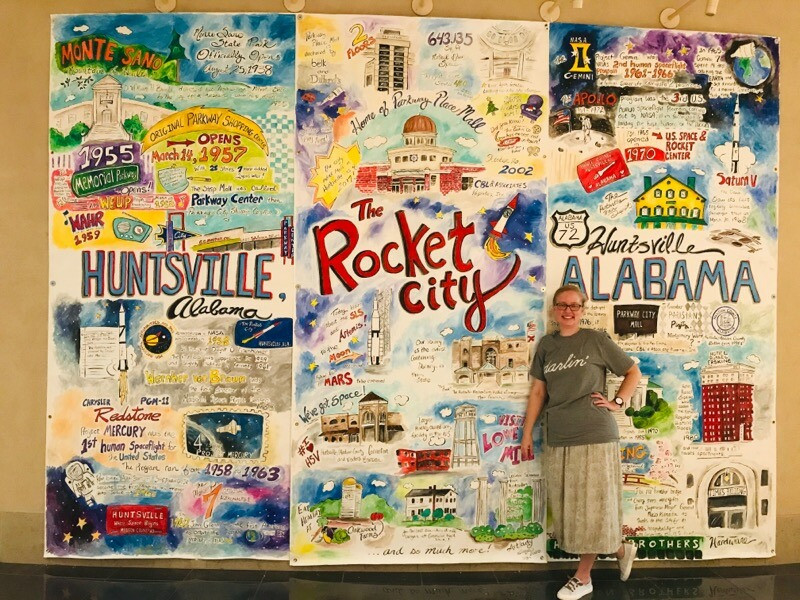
top-left (591, 391), bottom-right (618, 411)
top-left (521, 431), bottom-right (534, 457)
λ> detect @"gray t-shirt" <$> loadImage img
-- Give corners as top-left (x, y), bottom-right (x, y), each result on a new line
top-left (531, 328), bottom-right (634, 447)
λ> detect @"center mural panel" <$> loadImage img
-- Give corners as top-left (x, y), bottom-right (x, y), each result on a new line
top-left (290, 15), bottom-right (550, 564)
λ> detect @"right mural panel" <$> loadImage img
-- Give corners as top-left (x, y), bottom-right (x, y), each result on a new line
top-left (546, 24), bottom-right (778, 559)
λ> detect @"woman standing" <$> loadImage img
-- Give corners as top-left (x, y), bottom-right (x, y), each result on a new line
top-left (521, 284), bottom-right (641, 600)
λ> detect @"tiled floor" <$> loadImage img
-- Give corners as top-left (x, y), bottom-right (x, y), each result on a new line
top-left (1, 562), bottom-right (798, 600)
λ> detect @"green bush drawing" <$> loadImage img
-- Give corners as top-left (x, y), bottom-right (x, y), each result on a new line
top-left (469, 521), bottom-right (543, 543)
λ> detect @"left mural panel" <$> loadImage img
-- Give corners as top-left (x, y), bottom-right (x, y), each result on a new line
top-left (47, 14), bottom-right (296, 558)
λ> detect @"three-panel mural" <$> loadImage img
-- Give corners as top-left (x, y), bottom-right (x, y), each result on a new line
top-left (47, 13), bottom-right (778, 563)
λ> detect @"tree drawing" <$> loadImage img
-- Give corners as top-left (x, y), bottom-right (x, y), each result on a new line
top-left (166, 29), bottom-right (187, 82)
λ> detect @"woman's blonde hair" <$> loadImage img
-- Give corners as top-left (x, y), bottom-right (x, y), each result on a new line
top-left (552, 284), bottom-right (588, 305)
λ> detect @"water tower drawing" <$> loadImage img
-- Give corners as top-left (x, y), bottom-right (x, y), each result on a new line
top-left (452, 403), bottom-right (480, 467)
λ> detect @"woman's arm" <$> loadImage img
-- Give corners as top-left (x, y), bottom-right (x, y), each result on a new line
top-left (591, 363), bottom-right (642, 410)
top-left (521, 378), bottom-right (546, 456)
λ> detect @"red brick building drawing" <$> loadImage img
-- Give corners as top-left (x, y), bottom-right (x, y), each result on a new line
top-left (396, 448), bottom-right (452, 474)
top-left (700, 351), bottom-right (755, 443)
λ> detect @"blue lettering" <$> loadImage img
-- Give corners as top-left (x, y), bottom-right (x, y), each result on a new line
top-left (613, 258), bottom-right (642, 300)
top-left (82, 250), bottom-right (105, 297)
top-left (732, 261), bottom-right (760, 302)
top-left (695, 261), bottom-right (729, 302)
top-left (668, 260), bottom-right (693, 301)
top-left (644, 258), bottom-right (667, 300)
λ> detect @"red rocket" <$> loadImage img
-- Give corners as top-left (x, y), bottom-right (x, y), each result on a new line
top-left (489, 194), bottom-right (519, 239)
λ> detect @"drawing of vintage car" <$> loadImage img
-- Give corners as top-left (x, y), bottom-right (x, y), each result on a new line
top-left (710, 229), bottom-right (761, 253)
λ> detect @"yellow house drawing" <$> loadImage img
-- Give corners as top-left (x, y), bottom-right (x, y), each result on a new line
top-left (633, 175), bottom-right (707, 230)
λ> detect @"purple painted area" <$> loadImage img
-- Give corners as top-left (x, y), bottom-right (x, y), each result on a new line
top-left (631, 31), bottom-right (736, 75)
top-left (46, 466), bottom-right (106, 556)
top-left (73, 141), bottom-right (142, 173)
top-left (71, 140), bottom-right (154, 194)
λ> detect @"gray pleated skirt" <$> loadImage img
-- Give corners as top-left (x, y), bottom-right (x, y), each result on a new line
top-left (544, 441), bottom-right (623, 555)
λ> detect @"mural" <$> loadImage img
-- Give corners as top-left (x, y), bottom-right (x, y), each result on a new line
top-left (290, 15), bottom-right (549, 565)
top-left (47, 13), bottom-right (295, 558)
top-left (47, 14), bottom-right (777, 563)
top-left (546, 24), bottom-right (777, 560)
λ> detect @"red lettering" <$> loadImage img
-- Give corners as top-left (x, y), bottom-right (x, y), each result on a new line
top-left (399, 281), bottom-right (423, 314)
top-left (448, 212), bottom-right (475, 272)
top-left (353, 250), bottom-right (380, 278)
top-left (395, 210), bottom-right (429, 277)
top-left (61, 43), bottom-right (74, 66)
top-left (81, 39), bottom-right (95, 61)
top-left (94, 407), bottom-right (113, 423)
top-left (122, 46), bottom-right (136, 66)
top-left (424, 232), bottom-right (447, 269)
top-left (104, 40), bottom-right (117, 62)
top-left (462, 256), bottom-right (521, 333)
top-left (427, 277), bottom-right (441, 310)
top-left (314, 219), bottom-right (359, 294)
top-left (440, 271), bottom-right (458, 309)
top-left (381, 242), bottom-right (403, 274)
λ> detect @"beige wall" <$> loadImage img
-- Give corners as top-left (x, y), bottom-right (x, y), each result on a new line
top-left (1, 0), bottom-right (797, 569)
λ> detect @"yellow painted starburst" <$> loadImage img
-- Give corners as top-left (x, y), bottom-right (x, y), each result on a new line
top-left (524, 232), bottom-right (533, 242)
top-left (351, 336), bottom-right (359, 344)
top-left (310, 319), bottom-right (317, 328)
top-left (665, 48), bottom-right (674, 57)
top-left (308, 362), bottom-right (318, 372)
top-left (413, 197), bottom-right (420, 204)
top-left (63, 532), bottom-right (73, 543)
top-left (625, 41), bottom-right (634, 52)
top-left (435, 211), bottom-right (444, 219)
top-left (310, 298), bottom-right (319, 307)
top-left (91, 531), bottom-right (101, 541)
top-left (679, 46), bottom-right (690, 56)
top-left (77, 518), bottom-right (87, 529)
top-left (478, 207), bottom-right (487, 214)
top-left (756, 95), bottom-right (764, 103)
top-left (528, 274), bottom-right (538, 283)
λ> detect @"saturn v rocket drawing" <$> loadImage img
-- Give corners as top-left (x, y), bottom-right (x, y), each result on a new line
top-left (366, 290), bottom-right (391, 372)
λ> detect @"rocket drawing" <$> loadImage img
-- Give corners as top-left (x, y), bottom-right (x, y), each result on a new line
top-left (369, 295), bottom-right (382, 366)
top-left (118, 304), bottom-right (129, 404)
top-left (731, 95), bottom-right (741, 174)
top-left (489, 194), bottom-right (519, 239)
top-left (118, 304), bottom-right (129, 373)
top-left (241, 321), bottom-right (278, 344)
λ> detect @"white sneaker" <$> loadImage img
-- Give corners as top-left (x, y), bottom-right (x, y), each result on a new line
top-left (618, 541), bottom-right (636, 582)
top-left (557, 576), bottom-right (593, 600)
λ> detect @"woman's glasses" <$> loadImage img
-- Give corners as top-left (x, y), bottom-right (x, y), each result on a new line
top-left (554, 302), bottom-right (583, 311)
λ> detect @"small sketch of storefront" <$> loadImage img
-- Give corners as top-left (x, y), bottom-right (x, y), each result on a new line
top-left (688, 461), bottom-right (771, 531)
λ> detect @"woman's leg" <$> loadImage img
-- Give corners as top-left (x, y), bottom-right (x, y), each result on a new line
top-left (575, 553), bottom-right (596, 583)
top-left (575, 544), bottom-right (626, 581)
